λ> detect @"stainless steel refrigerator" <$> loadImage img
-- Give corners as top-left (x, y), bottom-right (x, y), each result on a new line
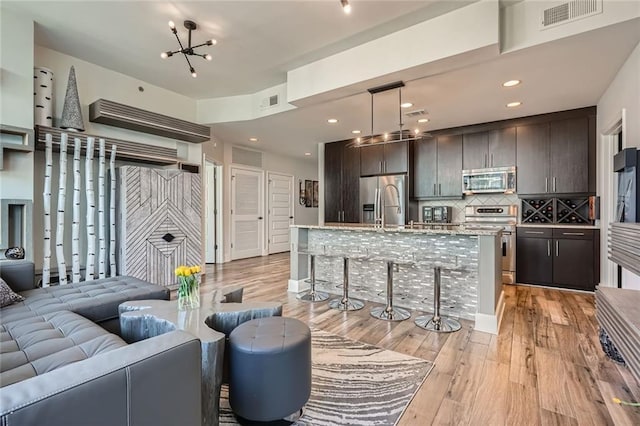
top-left (359, 175), bottom-right (407, 225)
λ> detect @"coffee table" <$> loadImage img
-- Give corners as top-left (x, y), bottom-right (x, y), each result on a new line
top-left (119, 287), bottom-right (282, 426)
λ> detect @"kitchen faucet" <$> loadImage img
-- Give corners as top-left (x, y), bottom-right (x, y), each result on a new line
top-left (381, 183), bottom-right (402, 228)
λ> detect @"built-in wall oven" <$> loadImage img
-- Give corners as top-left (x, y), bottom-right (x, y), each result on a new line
top-left (464, 205), bottom-right (518, 284)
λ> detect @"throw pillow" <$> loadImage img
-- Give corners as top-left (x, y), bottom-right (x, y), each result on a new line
top-left (0, 277), bottom-right (25, 307)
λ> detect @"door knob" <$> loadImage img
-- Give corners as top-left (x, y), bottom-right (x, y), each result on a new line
top-left (258, 216), bottom-right (263, 220)
top-left (289, 216), bottom-right (294, 219)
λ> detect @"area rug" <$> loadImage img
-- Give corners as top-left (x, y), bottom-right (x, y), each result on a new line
top-left (219, 329), bottom-right (433, 425)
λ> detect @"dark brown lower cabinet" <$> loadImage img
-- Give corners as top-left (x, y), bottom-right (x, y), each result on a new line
top-left (516, 227), bottom-right (599, 291)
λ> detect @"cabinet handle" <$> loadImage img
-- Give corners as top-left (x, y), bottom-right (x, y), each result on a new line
top-left (439, 183), bottom-right (442, 195)
top-left (484, 154), bottom-right (488, 168)
top-left (383, 161), bottom-right (387, 173)
top-left (555, 240), bottom-right (559, 256)
top-left (545, 178), bottom-right (548, 193)
top-left (433, 183), bottom-right (436, 196)
top-left (490, 153), bottom-right (494, 167)
top-left (553, 177), bottom-right (557, 193)
top-left (525, 231), bottom-right (545, 234)
top-left (563, 232), bottom-right (585, 236)
top-left (547, 240), bottom-right (551, 257)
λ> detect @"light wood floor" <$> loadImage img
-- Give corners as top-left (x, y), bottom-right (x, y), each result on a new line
top-left (202, 253), bottom-right (640, 426)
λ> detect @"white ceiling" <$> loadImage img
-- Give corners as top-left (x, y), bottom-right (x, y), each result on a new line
top-left (3, 1), bottom-right (639, 161)
top-left (3, 0), bottom-right (475, 98)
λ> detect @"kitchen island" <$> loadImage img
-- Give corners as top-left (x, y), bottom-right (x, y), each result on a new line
top-left (289, 224), bottom-right (504, 334)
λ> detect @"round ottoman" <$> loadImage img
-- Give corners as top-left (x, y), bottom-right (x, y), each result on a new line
top-left (228, 317), bottom-right (311, 421)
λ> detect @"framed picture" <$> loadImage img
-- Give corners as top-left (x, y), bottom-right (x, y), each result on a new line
top-left (312, 181), bottom-right (319, 207)
top-left (305, 180), bottom-right (313, 207)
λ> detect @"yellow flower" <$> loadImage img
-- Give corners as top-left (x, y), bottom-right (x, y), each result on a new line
top-left (612, 397), bottom-right (621, 404)
top-left (175, 267), bottom-right (183, 276)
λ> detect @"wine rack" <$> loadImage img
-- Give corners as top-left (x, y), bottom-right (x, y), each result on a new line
top-left (521, 199), bottom-right (554, 224)
top-left (556, 197), bottom-right (591, 224)
top-left (521, 197), bottom-right (594, 225)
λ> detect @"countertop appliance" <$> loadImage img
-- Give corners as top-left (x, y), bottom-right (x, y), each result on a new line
top-left (462, 166), bottom-right (516, 195)
top-left (422, 206), bottom-right (452, 223)
top-left (360, 175), bottom-right (406, 226)
top-left (464, 204), bottom-right (518, 284)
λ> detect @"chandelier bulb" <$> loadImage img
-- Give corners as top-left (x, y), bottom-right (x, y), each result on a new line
top-left (205, 54), bottom-right (212, 61)
top-left (168, 20), bottom-right (176, 29)
top-left (341, 0), bottom-right (352, 14)
top-left (190, 68), bottom-right (197, 78)
top-left (160, 52), bottom-right (168, 59)
top-left (207, 39), bottom-right (217, 46)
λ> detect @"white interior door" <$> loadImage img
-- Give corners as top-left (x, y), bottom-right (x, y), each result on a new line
top-left (268, 172), bottom-right (294, 254)
top-left (231, 167), bottom-right (264, 260)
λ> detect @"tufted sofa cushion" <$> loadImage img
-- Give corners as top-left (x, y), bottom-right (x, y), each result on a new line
top-left (0, 310), bottom-right (127, 387)
top-left (1, 276), bottom-right (170, 324)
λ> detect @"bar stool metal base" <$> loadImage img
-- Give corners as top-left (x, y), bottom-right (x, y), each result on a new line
top-left (297, 290), bottom-right (330, 302)
top-left (329, 297), bottom-right (365, 311)
top-left (370, 305), bottom-right (411, 321)
top-left (414, 315), bottom-right (461, 333)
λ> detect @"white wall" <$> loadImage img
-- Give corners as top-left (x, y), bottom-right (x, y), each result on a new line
top-left (597, 41), bottom-right (640, 289)
top-left (0, 8), bottom-right (34, 130)
top-left (0, 9), bottom-right (35, 201)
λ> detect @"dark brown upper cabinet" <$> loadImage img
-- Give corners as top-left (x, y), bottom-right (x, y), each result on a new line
top-left (462, 127), bottom-right (516, 170)
top-left (413, 134), bottom-right (462, 199)
top-left (360, 141), bottom-right (408, 176)
top-left (516, 113), bottom-right (595, 196)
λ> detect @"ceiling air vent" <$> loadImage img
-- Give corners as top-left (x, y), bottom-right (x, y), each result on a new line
top-left (405, 109), bottom-right (427, 118)
top-left (260, 94), bottom-right (279, 110)
top-left (541, 0), bottom-right (602, 29)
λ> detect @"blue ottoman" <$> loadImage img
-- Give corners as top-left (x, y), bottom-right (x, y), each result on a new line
top-left (228, 317), bottom-right (311, 421)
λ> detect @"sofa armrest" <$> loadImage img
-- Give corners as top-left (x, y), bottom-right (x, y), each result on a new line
top-left (0, 260), bottom-right (36, 292)
top-left (0, 331), bottom-right (202, 426)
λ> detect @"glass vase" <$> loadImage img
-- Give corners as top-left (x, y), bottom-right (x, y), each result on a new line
top-left (177, 277), bottom-right (200, 310)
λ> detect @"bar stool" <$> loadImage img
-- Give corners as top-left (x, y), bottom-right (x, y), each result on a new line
top-left (328, 247), bottom-right (366, 311)
top-left (414, 261), bottom-right (461, 333)
top-left (370, 259), bottom-right (411, 321)
top-left (297, 251), bottom-right (329, 302)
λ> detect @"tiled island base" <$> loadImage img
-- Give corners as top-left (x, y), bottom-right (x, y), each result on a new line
top-left (290, 225), bottom-right (504, 334)
top-left (310, 230), bottom-right (478, 321)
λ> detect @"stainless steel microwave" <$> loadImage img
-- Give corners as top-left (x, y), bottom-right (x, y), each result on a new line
top-left (462, 166), bottom-right (516, 195)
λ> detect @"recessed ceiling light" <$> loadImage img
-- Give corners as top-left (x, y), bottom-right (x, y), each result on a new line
top-left (248, 137), bottom-right (258, 142)
top-left (503, 80), bottom-right (521, 87)
top-left (414, 129), bottom-right (420, 134)
top-left (417, 118), bottom-right (429, 123)
top-left (352, 130), bottom-right (361, 134)
top-left (506, 102), bottom-right (522, 108)
top-left (400, 102), bottom-right (413, 108)
top-left (304, 152), bottom-right (312, 156)
top-left (356, 137), bottom-right (361, 143)
top-left (383, 133), bottom-right (389, 140)
top-left (327, 118), bottom-right (338, 124)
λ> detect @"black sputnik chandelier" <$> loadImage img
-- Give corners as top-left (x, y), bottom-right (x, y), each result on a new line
top-left (160, 20), bottom-right (216, 78)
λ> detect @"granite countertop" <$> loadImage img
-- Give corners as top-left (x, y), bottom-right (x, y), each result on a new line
top-left (292, 224), bottom-right (501, 236)
top-left (517, 224), bottom-right (600, 230)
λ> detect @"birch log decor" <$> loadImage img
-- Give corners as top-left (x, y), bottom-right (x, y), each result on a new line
top-left (56, 134), bottom-right (68, 286)
top-left (85, 137), bottom-right (96, 280)
top-left (42, 134), bottom-right (53, 288)
top-left (109, 144), bottom-right (117, 277)
top-left (71, 138), bottom-right (82, 283)
top-left (98, 138), bottom-right (106, 279)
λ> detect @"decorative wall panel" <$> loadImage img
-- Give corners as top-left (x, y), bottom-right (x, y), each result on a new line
top-left (118, 166), bottom-right (201, 287)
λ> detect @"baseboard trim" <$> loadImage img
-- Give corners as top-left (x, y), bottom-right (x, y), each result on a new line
top-left (474, 289), bottom-right (505, 335)
top-left (288, 279), bottom-right (309, 293)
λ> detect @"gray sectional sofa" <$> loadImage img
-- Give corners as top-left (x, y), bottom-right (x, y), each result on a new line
top-left (0, 261), bottom-right (202, 426)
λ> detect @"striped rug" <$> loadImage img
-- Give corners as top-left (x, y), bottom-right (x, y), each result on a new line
top-left (220, 329), bottom-right (433, 425)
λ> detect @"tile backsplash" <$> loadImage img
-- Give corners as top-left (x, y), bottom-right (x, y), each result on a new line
top-left (418, 194), bottom-right (520, 223)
